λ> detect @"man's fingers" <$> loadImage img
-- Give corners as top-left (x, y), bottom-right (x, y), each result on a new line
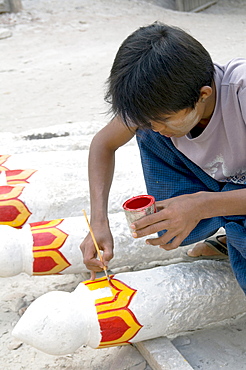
top-left (132, 212), bottom-right (165, 231)
top-left (90, 271), bottom-right (96, 280)
top-left (102, 249), bottom-right (114, 265)
top-left (146, 232), bottom-right (184, 250)
top-left (132, 221), bottom-right (169, 238)
top-left (155, 201), bottom-right (165, 211)
top-left (83, 256), bottom-right (104, 270)
top-left (146, 236), bottom-right (172, 247)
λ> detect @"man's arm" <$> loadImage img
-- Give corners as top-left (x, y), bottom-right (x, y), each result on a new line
top-left (80, 116), bottom-right (136, 277)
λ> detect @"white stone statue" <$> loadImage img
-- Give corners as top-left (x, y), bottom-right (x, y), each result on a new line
top-left (0, 153), bottom-right (88, 222)
top-left (0, 214), bottom-right (195, 277)
top-left (0, 149), bottom-right (145, 220)
top-left (12, 260), bottom-right (246, 356)
top-left (1, 151), bottom-right (180, 276)
top-left (0, 151), bottom-right (194, 276)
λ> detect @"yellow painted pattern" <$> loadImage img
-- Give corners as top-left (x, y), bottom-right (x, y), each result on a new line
top-left (0, 154), bottom-right (10, 171)
top-left (84, 276), bottom-right (142, 348)
top-left (30, 219), bottom-right (70, 275)
top-left (31, 219), bottom-right (67, 251)
top-left (0, 186), bottom-right (31, 227)
top-left (33, 250), bottom-right (70, 275)
top-left (6, 169), bottom-right (37, 185)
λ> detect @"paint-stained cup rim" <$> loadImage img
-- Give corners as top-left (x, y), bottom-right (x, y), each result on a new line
top-left (122, 195), bottom-right (155, 211)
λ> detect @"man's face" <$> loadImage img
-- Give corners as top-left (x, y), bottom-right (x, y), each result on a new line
top-left (150, 102), bottom-right (204, 138)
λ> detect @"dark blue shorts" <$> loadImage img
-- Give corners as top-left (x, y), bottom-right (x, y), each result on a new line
top-left (136, 129), bottom-right (246, 293)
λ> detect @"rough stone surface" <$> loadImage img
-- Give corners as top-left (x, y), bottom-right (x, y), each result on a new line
top-left (0, 28), bottom-right (12, 39)
top-left (109, 345), bottom-right (148, 370)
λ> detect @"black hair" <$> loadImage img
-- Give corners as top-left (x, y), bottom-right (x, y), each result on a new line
top-left (105, 22), bottom-right (215, 129)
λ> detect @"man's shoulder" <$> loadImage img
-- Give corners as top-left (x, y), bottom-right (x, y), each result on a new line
top-left (215, 58), bottom-right (246, 88)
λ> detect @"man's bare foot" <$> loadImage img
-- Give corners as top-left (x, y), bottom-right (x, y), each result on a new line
top-left (187, 235), bottom-right (227, 257)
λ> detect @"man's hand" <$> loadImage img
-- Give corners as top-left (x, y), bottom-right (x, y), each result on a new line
top-left (131, 193), bottom-right (204, 250)
top-left (80, 225), bottom-right (114, 280)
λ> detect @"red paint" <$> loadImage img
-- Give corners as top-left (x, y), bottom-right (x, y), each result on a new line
top-left (6, 169), bottom-right (37, 184)
top-left (6, 170), bottom-right (23, 176)
top-left (32, 232), bottom-right (57, 247)
top-left (30, 221), bottom-right (52, 227)
top-left (30, 220), bottom-right (64, 228)
top-left (0, 186), bottom-right (16, 196)
top-left (33, 256), bottom-right (58, 272)
top-left (99, 316), bottom-right (130, 342)
top-left (123, 195), bottom-right (155, 211)
top-left (0, 205), bottom-right (20, 222)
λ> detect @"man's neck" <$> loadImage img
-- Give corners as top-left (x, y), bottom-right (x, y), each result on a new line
top-left (190, 81), bottom-right (217, 138)
top-left (202, 80), bottom-right (216, 122)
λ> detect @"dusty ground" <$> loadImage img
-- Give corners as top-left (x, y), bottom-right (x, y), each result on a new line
top-left (1, 0), bottom-right (246, 369)
top-left (1, 0), bottom-right (246, 135)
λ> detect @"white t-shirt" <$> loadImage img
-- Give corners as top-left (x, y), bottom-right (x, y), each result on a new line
top-left (171, 58), bottom-right (246, 184)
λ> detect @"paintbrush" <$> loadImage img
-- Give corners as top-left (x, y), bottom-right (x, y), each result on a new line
top-left (82, 209), bottom-right (111, 283)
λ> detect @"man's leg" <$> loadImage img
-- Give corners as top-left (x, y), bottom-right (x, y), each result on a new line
top-left (226, 219), bottom-right (246, 293)
top-left (188, 183), bottom-right (246, 258)
top-left (187, 235), bottom-right (227, 257)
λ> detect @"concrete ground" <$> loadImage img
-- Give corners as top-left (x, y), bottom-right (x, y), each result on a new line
top-left (172, 313), bottom-right (246, 369)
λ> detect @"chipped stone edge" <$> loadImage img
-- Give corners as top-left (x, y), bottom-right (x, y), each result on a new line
top-left (135, 337), bottom-right (194, 370)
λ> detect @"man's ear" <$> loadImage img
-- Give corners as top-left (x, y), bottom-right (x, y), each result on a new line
top-left (199, 85), bottom-right (213, 102)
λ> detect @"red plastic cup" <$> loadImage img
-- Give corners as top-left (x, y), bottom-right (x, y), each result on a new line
top-left (122, 195), bottom-right (156, 229)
